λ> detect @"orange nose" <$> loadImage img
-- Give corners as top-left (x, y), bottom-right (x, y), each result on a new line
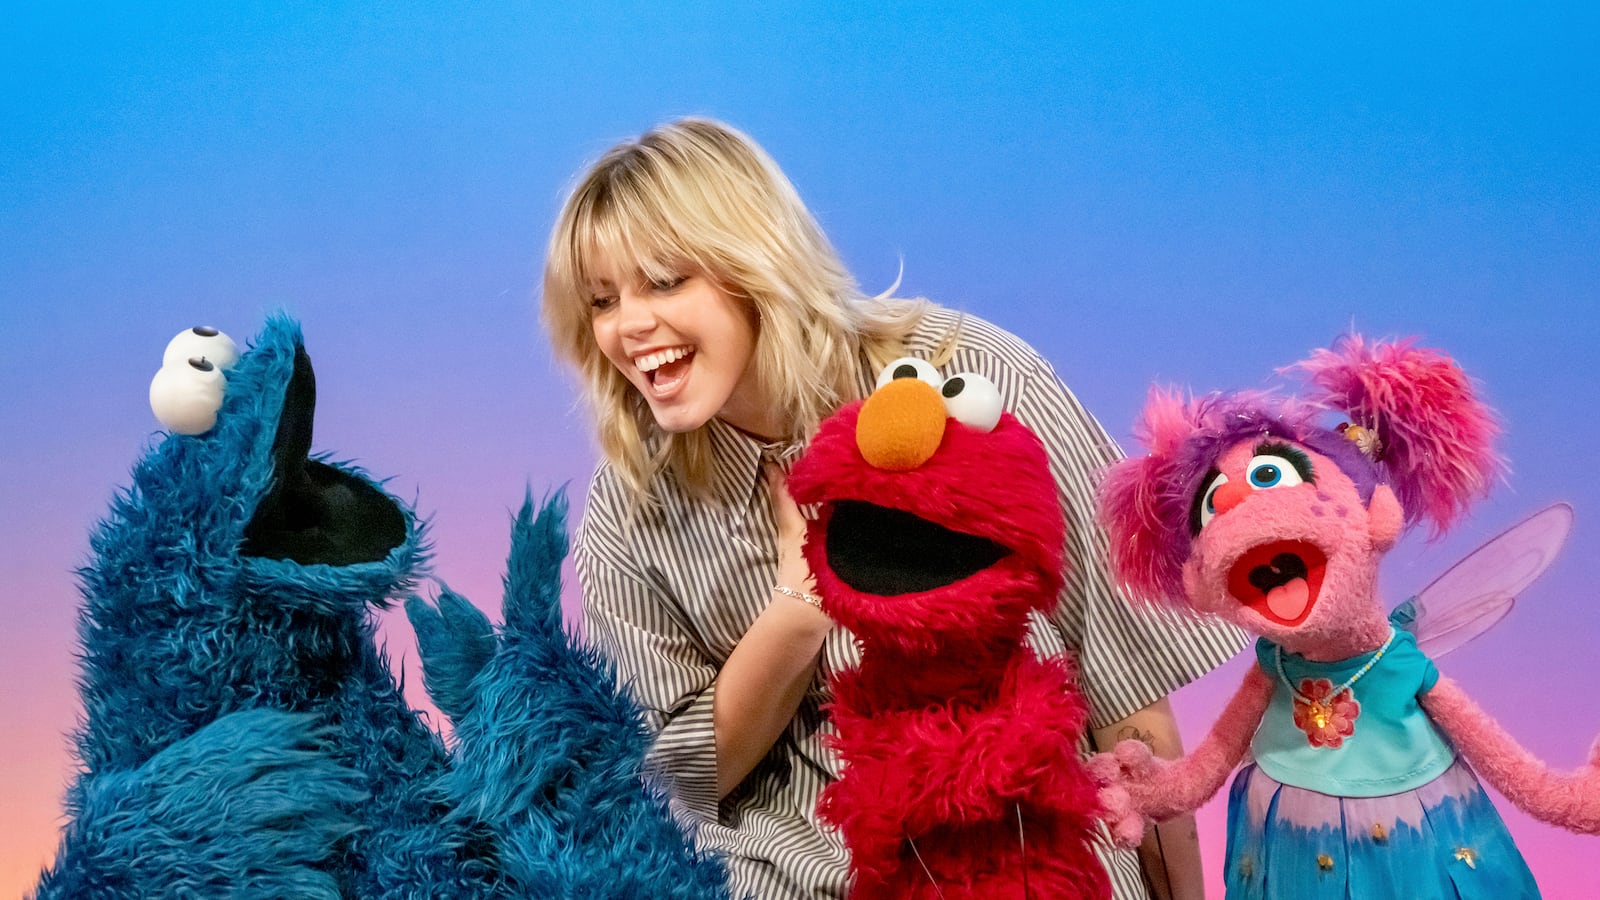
top-left (856, 378), bottom-right (947, 471)
top-left (1211, 479), bottom-right (1250, 516)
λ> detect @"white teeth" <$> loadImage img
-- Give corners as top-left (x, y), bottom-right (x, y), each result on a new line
top-left (635, 346), bottom-right (692, 373)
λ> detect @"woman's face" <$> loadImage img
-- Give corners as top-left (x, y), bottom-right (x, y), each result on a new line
top-left (589, 261), bottom-right (779, 439)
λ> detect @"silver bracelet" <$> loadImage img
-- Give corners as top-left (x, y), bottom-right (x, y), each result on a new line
top-left (772, 584), bottom-right (823, 609)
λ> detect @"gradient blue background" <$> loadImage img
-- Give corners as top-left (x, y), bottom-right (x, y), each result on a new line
top-left (4, 3), bottom-right (1597, 894)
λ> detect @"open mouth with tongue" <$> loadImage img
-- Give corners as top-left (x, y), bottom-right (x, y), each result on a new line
top-left (1225, 540), bottom-right (1328, 627)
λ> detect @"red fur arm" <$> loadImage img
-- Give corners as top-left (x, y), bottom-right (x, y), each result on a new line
top-left (1088, 667), bottom-right (1274, 845)
top-left (1421, 676), bottom-right (1600, 834)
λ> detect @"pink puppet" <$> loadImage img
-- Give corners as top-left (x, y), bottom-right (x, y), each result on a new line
top-left (1088, 336), bottom-right (1600, 898)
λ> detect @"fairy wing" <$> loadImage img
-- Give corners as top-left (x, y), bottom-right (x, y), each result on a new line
top-left (1392, 502), bottom-right (1573, 658)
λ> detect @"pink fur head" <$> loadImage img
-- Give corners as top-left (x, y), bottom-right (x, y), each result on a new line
top-left (1097, 336), bottom-right (1501, 612)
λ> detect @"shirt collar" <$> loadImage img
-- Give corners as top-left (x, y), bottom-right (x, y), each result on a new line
top-left (703, 346), bottom-right (878, 512)
top-left (704, 417), bottom-right (806, 512)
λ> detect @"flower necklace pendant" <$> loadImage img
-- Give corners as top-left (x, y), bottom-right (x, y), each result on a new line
top-left (1309, 699), bottom-right (1332, 730)
top-left (1276, 631), bottom-right (1395, 750)
top-left (1290, 679), bottom-right (1360, 747)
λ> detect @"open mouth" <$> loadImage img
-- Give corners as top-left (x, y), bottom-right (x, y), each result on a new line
top-left (637, 347), bottom-right (695, 392)
top-left (824, 500), bottom-right (1009, 596)
top-left (242, 345), bottom-right (408, 567)
top-left (1225, 540), bottom-right (1327, 626)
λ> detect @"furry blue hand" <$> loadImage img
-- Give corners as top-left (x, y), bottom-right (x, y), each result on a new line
top-left (431, 494), bottom-right (731, 899)
top-left (407, 588), bottom-right (498, 722)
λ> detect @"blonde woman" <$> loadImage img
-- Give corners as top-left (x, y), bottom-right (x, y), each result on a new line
top-left (541, 117), bottom-right (1241, 900)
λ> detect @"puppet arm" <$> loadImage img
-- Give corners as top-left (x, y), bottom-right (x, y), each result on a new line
top-left (1093, 698), bottom-right (1201, 900)
top-left (1087, 666), bottom-right (1274, 847)
top-left (1421, 675), bottom-right (1600, 833)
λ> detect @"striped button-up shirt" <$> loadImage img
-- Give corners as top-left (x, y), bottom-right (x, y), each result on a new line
top-left (578, 306), bottom-right (1244, 899)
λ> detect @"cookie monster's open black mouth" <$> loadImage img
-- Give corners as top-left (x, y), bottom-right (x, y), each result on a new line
top-left (824, 500), bottom-right (1009, 596)
top-left (242, 346), bottom-right (408, 567)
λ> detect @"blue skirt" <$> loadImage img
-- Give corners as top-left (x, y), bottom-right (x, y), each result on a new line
top-left (1222, 757), bottom-right (1539, 899)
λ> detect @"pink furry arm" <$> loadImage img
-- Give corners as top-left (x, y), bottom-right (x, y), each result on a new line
top-left (1089, 667), bottom-right (1275, 845)
top-left (1144, 667), bottom-right (1275, 817)
top-left (1422, 676), bottom-right (1600, 834)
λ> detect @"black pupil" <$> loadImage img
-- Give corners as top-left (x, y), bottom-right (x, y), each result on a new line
top-left (1254, 466), bottom-right (1278, 484)
top-left (941, 377), bottom-right (965, 398)
top-left (194, 326), bottom-right (219, 337)
top-left (188, 357), bottom-right (215, 372)
top-left (893, 364), bottom-right (918, 379)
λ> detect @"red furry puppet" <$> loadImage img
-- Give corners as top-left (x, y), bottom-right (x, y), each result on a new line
top-left (788, 358), bottom-right (1109, 900)
top-left (1088, 336), bottom-right (1600, 898)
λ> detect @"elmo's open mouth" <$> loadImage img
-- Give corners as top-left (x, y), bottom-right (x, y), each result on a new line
top-left (1225, 540), bottom-right (1327, 627)
top-left (825, 500), bottom-right (1009, 596)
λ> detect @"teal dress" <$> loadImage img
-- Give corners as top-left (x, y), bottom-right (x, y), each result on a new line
top-left (1222, 616), bottom-right (1540, 899)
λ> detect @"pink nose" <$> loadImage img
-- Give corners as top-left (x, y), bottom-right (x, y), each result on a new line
top-left (1211, 479), bottom-right (1250, 516)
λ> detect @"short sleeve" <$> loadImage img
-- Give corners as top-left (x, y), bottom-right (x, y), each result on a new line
top-left (1253, 637), bottom-right (1277, 673)
top-left (1392, 628), bottom-right (1440, 695)
top-left (576, 468), bottom-right (723, 823)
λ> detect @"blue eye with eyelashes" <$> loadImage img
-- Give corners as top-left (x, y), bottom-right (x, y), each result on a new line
top-left (1245, 442), bottom-right (1313, 491)
top-left (1249, 461), bottom-right (1287, 487)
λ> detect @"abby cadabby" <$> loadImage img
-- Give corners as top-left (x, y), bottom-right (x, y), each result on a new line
top-left (1087, 336), bottom-right (1600, 898)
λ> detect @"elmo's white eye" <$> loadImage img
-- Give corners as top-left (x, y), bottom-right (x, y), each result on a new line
top-left (1197, 472), bottom-right (1229, 530)
top-left (874, 356), bottom-right (942, 391)
top-left (162, 327), bottom-right (239, 371)
top-left (940, 372), bottom-right (1002, 432)
top-left (150, 357), bottom-right (227, 435)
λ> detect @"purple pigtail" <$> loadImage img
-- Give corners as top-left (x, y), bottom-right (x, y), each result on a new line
top-left (1097, 388), bottom-right (1196, 606)
top-left (1295, 335), bottom-right (1504, 536)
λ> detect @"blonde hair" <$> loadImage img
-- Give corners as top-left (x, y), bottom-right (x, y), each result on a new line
top-left (543, 117), bottom-right (927, 501)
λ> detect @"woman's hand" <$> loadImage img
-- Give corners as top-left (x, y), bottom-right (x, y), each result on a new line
top-left (711, 461), bottom-right (833, 798)
top-left (767, 461), bottom-right (820, 602)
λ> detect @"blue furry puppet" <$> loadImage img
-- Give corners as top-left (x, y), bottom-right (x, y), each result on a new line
top-left (32, 316), bottom-right (728, 900)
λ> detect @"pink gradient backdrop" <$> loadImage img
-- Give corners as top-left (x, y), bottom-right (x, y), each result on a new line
top-left (4, 3), bottom-right (1597, 895)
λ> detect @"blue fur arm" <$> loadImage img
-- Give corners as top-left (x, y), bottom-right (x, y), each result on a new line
top-left (33, 709), bottom-right (363, 900)
top-left (437, 492), bottom-right (731, 899)
top-left (406, 589), bottom-right (498, 722)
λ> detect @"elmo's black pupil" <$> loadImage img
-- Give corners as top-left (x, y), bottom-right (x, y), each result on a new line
top-left (893, 365), bottom-right (918, 379)
top-left (942, 377), bottom-right (965, 398)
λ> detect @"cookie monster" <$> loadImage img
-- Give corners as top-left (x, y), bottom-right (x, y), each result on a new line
top-left (32, 316), bottom-right (727, 900)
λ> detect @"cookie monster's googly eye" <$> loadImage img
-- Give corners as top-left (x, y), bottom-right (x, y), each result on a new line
top-left (940, 372), bottom-right (1002, 432)
top-left (1197, 472), bottom-right (1229, 530)
top-left (1245, 454), bottom-right (1306, 491)
top-left (162, 326), bottom-right (240, 371)
top-left (150, 356), bottom-right (227, 435)
top-left (875, 356), bottom-right (942, 391)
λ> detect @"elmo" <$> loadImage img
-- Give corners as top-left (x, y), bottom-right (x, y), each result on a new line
top-left (788, 358), bottom-right (1109, 900)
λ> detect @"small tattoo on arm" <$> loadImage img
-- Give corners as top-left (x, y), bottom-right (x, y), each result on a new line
top-left (1116, 726), bottom-right (1156, 750)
